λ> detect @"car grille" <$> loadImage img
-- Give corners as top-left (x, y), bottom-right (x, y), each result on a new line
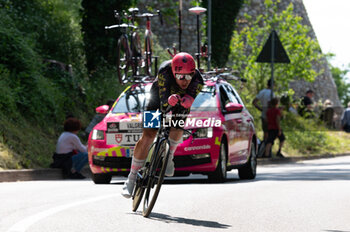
top-left (174, 155), bottom-right (211, 168)
top-left (93, 154), bottom-right (211, 169)
top-left (93, 156), bottom-right (131, 168)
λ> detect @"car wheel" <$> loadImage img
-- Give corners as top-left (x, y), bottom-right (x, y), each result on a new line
top-left (238, 141), bottom-right (257, 180)
top-left (208, 140), bottom-right (227, 183)
top-left (92, 173), bottom-right (112, 184)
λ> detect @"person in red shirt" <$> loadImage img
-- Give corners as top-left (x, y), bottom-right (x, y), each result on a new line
top-left (265, 98), bottom-right (285, 158)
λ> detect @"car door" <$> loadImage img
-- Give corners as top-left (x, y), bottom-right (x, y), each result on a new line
top-left (227, 85), bottom-right (251, 160)
top-left (219, 84), bottom-right (243, 164)
top-left (224, 84), bottom-right (251, 164)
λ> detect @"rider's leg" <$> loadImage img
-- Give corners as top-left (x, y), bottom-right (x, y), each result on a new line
top-left (165, 128), bottom-right (183, 177)
top-left (122, 128), bottom-right (157, 198)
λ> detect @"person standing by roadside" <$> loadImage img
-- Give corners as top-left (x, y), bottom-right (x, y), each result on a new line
top-left (253, 79), bottom-right (275, 141)
top-left (265, 98), bottom-right (285, 158)
top-left (341, 102), bottom-right (350, 133)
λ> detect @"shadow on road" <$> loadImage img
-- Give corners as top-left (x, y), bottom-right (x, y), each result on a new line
top-left (111, 172), bottom-right (246, 185)
top-left (137, 211), bottom-right (231, 229)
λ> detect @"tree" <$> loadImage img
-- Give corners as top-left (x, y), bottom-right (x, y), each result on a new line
top-left (228, 0), bottom-right (324, 102)
top-left (201, 0), bottom-right (243, 67)
top-left (81, 0), bottom-right (135, 72)
top-left (329, 61), bottom-right (350, 107)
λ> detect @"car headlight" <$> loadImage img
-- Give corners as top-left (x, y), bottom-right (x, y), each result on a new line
top-left (92, 129), bottom-right (104, 140)
top-left (194, 128), bottom-right (213, 138)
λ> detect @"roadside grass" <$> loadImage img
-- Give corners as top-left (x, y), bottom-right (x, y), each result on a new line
top-left (0, 113), bottom-right (58, 169)
top-left (256, 112), bottom-right (350, 157)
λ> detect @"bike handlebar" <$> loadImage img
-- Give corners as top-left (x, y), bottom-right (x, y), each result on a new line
top-left (105, 23), bottom-right (137, 30)
top-left (135, 10), bottom-right (163, 25)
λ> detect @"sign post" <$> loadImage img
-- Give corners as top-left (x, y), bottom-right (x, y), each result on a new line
top-left (256, 30), bottom-right (290, 98)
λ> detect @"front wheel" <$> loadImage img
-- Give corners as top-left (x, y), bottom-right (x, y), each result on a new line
top-left (132, 168), bottom-right (146, 212)
top-left (116, 35), bottom-right (131, 85)
top-left (238, 141), bottom-right (257, 180)
top-left (208, 140), bottom-right (227, 183)
top-left (142, 139), bottom-right (169, 217)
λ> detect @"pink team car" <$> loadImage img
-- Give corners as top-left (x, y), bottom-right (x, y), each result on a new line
top-left (88, 78), bottom-right (257, 184)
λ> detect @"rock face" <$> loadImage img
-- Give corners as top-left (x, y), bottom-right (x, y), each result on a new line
top-left (236, 0), bottom-right (341, 111)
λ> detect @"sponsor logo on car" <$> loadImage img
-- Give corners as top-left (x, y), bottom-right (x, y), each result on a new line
top-left (184, 145), bottom-right (211, 151)
top-left (115, 134), bottom-right (122, 143)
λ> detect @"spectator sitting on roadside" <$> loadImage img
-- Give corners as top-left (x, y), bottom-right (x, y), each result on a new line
top-left (264, 98), bottom-right (285, 158)
top-left (341, 101), bottom-right (350, 133)
top-left (50, 117), bottom-right (88, 179)
top-left (298, 89), bottom-right (315, 118)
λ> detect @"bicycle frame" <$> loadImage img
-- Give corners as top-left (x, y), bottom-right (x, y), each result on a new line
top-left (135, 11), bottom-right (162, 77)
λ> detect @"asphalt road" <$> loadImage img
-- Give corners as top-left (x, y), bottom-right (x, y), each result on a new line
top-left (1, 156), bottom-right (350, 232)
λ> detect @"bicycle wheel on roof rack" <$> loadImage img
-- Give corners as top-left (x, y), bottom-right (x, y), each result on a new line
top-left (116, 35), bottom-right (131, 85)
top-left (131, 31), bottom-right (142, 76)
top-left (144, 33), bottom-right (153, 76)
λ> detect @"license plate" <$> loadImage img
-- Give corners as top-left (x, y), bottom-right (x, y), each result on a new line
top-left (106, 133), bottom-right (142, 145)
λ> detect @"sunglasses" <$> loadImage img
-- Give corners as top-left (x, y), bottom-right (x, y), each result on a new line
top-left (175, 73), bottom-right (194, 81)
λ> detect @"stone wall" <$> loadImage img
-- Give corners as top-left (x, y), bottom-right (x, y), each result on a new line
top-left (137, 0), bottom-right (202, 56)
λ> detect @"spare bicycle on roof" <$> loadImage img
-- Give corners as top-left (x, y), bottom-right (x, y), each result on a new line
top-left (105, 8), bottom-right (162, 85)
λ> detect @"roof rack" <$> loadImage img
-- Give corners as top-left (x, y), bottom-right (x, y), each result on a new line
top-left (202, 68), bottom-right (246, 83)
top-left (121, 75), bottom-right (155, 85)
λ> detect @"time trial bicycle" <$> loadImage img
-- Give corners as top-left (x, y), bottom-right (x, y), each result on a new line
top-left (131, 105), bottom-right (190, 217)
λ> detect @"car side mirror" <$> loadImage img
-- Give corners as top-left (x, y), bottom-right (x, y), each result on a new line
top-left (96, 105), bottom-right (109, 114)
top-left (225, 102), bottom-right (243, 113)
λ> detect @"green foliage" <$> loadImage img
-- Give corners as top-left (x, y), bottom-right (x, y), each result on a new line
top-left (83, 66), bottom-right (125, 110)
top-left (0, 0), bottom-right (89, 168)
top-left (201, 0), bottom-right (243, 67)
top-left (229, 0), bottom-right (323, 98)
top-left (327, 56), bottom-right (350, 107)
top-left (0, 0), bottom-right (85, 69)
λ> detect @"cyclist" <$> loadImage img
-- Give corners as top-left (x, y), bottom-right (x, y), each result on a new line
top-left (122, 52), bottom-right (204, 198)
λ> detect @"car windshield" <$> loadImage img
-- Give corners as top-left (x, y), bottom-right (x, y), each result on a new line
top-left (112, 84), bottom-right (217, 113)
top-left (112, 85), bottom-right (150, 113)
top-left (191, 86), bottom-right (217, 112)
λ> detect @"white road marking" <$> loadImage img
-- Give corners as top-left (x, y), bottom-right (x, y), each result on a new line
top-left (6, 194), bottom-right (116, 232)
